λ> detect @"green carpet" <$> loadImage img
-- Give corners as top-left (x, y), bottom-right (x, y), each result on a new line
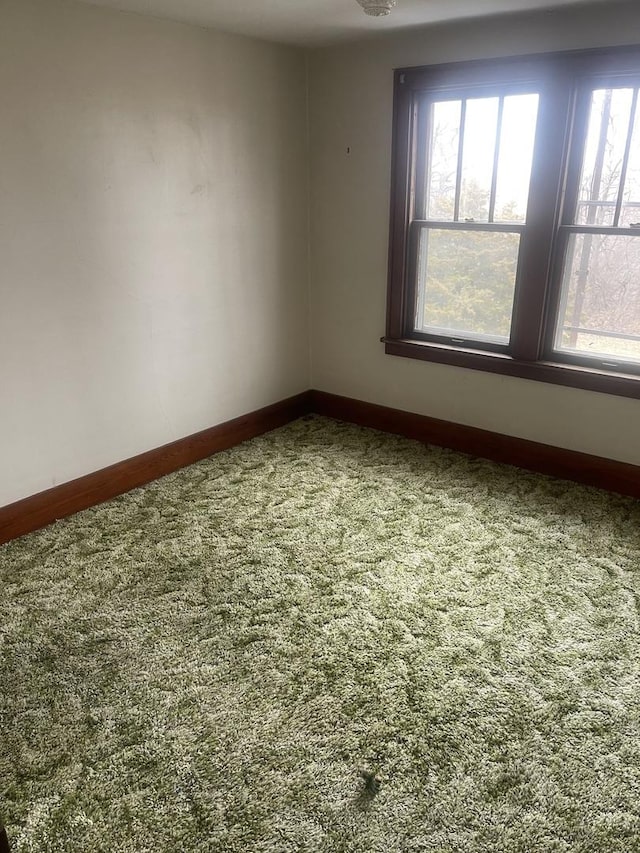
top-left (2, 416), bottom-right (640, 852)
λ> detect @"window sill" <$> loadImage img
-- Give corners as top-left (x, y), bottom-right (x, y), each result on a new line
top-left (382, 337), bottom-right (640, 400)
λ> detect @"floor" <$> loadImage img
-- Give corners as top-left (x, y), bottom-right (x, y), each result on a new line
top-left (2, 416), bottom-right (640, 852)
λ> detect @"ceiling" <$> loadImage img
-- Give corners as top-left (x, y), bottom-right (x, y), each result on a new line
top-left (76, 0), bottom-right (601, 46)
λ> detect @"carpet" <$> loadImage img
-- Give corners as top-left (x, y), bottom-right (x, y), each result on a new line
top-left (2, 416), bottom-right (640, 852)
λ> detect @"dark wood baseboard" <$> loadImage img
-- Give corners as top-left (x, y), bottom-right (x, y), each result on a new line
top-left (310, 390), bottom-right (640, 500)
top-left (2, 388), bottom-right (638, 546)
top-left (0, 392), bottom-right (312, 546)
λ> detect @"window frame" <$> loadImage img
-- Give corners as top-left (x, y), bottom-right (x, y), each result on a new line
top-left (384, 46), bottom-right (640, 400)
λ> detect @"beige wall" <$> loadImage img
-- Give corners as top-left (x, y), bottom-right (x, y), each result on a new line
top-left (1, 0), bottom-right (309, 506)
top-left (309, 1), bottom-right (640, 465)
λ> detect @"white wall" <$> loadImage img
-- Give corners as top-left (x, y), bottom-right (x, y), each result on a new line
top-left (309, 1), bottom-right (640, 465)
top-left (0, 0), bottom-right (309, 506)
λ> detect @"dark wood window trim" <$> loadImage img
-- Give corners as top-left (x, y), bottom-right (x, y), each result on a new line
top-left (385, 45), bottom-right (640, 400)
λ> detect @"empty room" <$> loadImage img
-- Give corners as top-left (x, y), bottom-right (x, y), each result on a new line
top-left (2, 0), bottom-right (640, 850)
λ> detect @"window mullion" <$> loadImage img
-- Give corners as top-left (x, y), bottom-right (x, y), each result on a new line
top-left (543, 84), bottom-right (611, 361)
top-left (509, 73), bottom-right (575, 362)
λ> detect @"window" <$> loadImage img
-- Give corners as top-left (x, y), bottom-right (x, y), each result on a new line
top-left (385, 47), bottom-right (640, 398)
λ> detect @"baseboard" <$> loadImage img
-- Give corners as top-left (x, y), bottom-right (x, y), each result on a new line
top-left (310, 390), bottom-right (640, 500)
top-left (0, 392), bottom-right (312, 546)
top-left (3, 388), bottom-right (638, 546)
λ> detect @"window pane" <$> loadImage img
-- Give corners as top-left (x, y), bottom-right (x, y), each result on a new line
top-left (575, 88), bottom-right (635, 226)
top-left (493, 94), bottom-right (539, 222)
top-left (620, 94), bottom-right (640, 227)
top-left (459, 97), bottom-right (499, 222)
top-left (426, 100), bottom-right (461, 220)
top-left (424, 93), bottom-right (539, 224)
top-left (415, 228), bottom-right (520, 341)
top-left (555, 233), bottom-right (640, 362)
